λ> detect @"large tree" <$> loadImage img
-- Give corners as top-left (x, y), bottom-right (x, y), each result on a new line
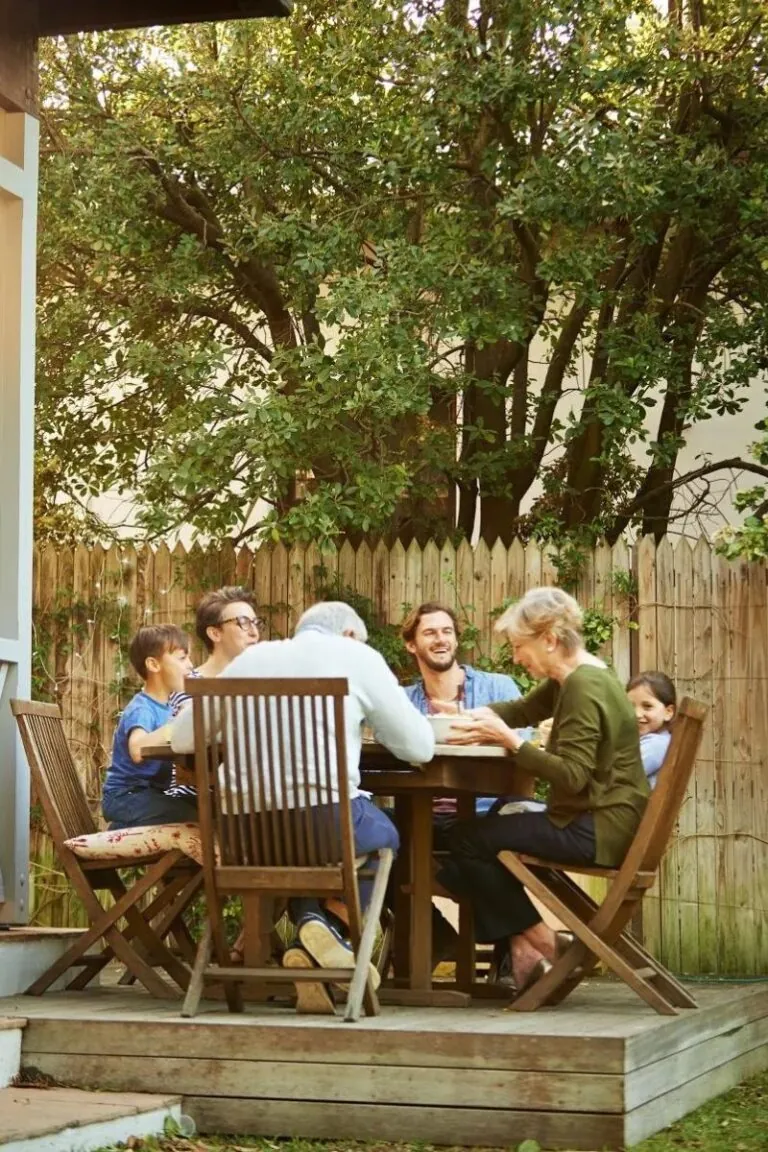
top-left (37, 0), bottom-right (768, 547)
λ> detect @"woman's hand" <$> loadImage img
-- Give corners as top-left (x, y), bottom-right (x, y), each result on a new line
top-left (537, 717), bottom-right (553, 749)
top-left (445, 707), bottom-right (523, 752)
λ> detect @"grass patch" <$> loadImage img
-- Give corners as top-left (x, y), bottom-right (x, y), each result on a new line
top-left (96, 1068), bottom-right (768, 1152)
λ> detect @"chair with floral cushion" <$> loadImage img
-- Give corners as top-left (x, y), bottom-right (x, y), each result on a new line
top-left (11, 699), bottom-right (203, 997)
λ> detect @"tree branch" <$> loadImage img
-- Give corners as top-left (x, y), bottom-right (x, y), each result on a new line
top-left (616, 458), bottom-right (768, 521)
top-left (182, 300), bottom-right (274, 362)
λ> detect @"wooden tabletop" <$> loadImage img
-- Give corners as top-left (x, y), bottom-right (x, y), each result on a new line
top-left (141, 739), bottom-right (534, 796)
top-left (360, 740), bottom-right (534, 798)
top-left (142, 743), bottom-right (187, 761)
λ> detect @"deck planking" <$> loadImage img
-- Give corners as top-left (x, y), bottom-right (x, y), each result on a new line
top-left (2, 980), bottom-right (767, 1150)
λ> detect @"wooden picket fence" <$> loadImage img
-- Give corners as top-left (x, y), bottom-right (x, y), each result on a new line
top-left (29, 534), bottom-right (768, 977)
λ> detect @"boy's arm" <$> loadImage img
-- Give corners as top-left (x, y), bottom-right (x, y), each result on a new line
top-left (127, 723), bottom-right (172, 763)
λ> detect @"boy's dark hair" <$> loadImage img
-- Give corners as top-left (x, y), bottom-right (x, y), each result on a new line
top-left (195, 586), bottom-right (258, 653)
top-left (401, 602), bottom-right (459, 645)
top-left (129, 624), bottom-right (190, 680)
top-left (627, 671), bottom-right (677, 712)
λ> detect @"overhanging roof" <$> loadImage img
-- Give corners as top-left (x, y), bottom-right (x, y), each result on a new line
top-left (37, 0), bottom-right (291, 37)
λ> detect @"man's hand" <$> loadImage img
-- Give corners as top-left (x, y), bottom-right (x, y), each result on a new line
top-left (444, 707), bottom-right (522, 752)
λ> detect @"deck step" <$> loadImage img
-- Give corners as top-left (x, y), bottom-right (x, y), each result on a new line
top-left (0, 930), bottom-right (93, 997)
top-left (0, 1086), bottom-right (181, 1152)
top-left (0, 1019), bottom-right (25, 1089)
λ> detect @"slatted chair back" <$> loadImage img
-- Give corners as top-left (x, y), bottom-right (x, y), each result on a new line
top-left (612, 697), bottom-right (707, 885)
top-left (182, 677), bottom-right (389, 1021)
top-left (11, 699), bottom-right (96, 844)
top-left (187, 677), bottom-right (357, 893)
top-left (497, 695), bottom-right (707, 1016)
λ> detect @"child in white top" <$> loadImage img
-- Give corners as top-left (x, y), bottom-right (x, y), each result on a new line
top-left (626, 671), bottom-right (676, 788)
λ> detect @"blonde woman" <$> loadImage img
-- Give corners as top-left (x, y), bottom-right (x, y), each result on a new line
top-left (440, 586), bottom-right (649, 996)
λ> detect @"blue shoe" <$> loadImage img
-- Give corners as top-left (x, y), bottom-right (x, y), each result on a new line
top-left (297, 913), bottom-right (380, 991)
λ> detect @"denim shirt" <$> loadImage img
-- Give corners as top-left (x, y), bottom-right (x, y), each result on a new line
top-left (403, 665), bottom-right (523, 714)
top-left (403, 666), bottom-right (523, 815)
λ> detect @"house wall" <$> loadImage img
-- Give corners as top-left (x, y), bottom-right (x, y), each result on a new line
top-left (0, 22), bottom-right (38, 922)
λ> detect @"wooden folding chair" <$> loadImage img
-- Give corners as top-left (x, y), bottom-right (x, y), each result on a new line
top-left (11, 699), bottom-right (202, 998)
top-left (181, 677), bottom-right (393, 1022)
top-left (498, 697), bottom-right (707, 1015)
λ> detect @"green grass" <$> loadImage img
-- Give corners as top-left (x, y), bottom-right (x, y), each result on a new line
top-left (95, 1068), bottom-right (768, 1152)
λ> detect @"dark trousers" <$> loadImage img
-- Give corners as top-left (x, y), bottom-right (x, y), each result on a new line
top-left (290, 796), bottom-right (400, 923)
top-left (103, 786), bottom-right (198, 830)
top-left (437, 811), bottom-right (596, 943)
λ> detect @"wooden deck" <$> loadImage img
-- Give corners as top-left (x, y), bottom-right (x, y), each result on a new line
top-left (1, 980), bottom-right (767, 1150)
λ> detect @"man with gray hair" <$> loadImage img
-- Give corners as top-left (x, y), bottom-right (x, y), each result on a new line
top-left (170, 600), bottom-right (434, 995)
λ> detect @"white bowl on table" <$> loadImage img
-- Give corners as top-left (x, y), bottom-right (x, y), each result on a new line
top-left (426, 714), bottom-right (474, 744)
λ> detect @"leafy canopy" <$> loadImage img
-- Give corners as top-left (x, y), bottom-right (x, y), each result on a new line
top-left (37, 0), bottom-right (768, 550)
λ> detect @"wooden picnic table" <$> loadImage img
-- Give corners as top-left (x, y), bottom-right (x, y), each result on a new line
top-left (360, 741), bottom-right (534, 1007)
top-left (141, 738), bottom-right (535, 1006)
top-left (142, 742), bottom-right (195, 785)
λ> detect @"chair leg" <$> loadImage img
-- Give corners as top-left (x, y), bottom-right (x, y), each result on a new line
top-left (72, 856), bottom-right (185, 999)
top-left (26, 859), bottom-right (178, 998)
top-left (344, 848), bottom-right (393, 1022)
top-left (114, 870), bottom-right (195, 987)
top-left (544, 870), bottom-right (697, 1010)
top-left (376, 906), bottom-right (394, 980)
top-left (208, 894), bottom-right (243, 1014)
top-left (499, 857), bottom-right (680, 1015)
top-left (182, 921), bottom-right (212, 1018)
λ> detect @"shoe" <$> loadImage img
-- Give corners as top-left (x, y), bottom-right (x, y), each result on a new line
top-left (282, 947), bottom-right (336, 1015)
top-left (516, 957), bottom-right (553, 997)
top-left (487, 944), bottom-right (517, 991)
top-left (556, 930), bottom-right (575, 958)
top-left (297, 913), bottom-right (381, 991)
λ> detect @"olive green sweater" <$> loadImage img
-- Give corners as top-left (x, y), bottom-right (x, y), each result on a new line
top-left (490, 665), bottom-right (649, 866)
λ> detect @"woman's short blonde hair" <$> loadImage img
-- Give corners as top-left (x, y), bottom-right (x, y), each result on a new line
top-left (495, 586), bottom-right (584, 653)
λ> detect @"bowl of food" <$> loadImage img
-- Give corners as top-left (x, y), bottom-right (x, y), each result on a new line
top-left (427, 714), bottom-right (474, 744)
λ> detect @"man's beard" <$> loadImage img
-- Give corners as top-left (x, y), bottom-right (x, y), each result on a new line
top-left (421, 650), bottom-right (458, 673)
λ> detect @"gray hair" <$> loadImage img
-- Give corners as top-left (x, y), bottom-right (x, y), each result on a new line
top-left (295, 601), bottom-right (369, 642)
top-left (495, 586), bottom-right (583, 654)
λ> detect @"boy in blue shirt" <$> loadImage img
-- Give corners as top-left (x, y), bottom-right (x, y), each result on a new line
top-left (102, 624), bottom-right (197, 829)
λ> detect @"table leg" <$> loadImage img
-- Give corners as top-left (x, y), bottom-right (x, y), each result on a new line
top-left (410, 790), bottom-right (434, 992)
top-left (392, 794), bottom-right (412, 985)
top-left (383, 792), bottom-right (470, 1007)
top-left (242, 893), bottom-right (272, 1001)
top-left (455, 794), bottom-right (476, 992)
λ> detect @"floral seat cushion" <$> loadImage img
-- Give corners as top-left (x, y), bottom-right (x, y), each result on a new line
top-left (63, 823), bottom-right (202, 866)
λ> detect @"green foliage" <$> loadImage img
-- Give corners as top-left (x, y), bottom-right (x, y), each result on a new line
top-left (611, 569), bottom-right (637, 600)
top-left (581, 608), bottom-right (615, 655)
top-left (37, 2), bottom-right (768, 549)
top-left (311, 567), bottom-right (412, 681)
top-left (714, 420), bottom-right (768, 560)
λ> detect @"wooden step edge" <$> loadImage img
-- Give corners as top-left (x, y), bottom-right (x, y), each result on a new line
top-left (0, 1018), bottom-right (26, 1033)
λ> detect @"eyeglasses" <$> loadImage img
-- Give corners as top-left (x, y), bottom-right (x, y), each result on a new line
top-left (219, 615), bottom-right (264, 634)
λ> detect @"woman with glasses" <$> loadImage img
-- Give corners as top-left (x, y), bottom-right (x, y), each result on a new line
top-left (168, 586), bottom-right (264, 964)
top-left (167, 586), bottom-right (263, 771)
top-left (191, 586), bottom-right (264, 678)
